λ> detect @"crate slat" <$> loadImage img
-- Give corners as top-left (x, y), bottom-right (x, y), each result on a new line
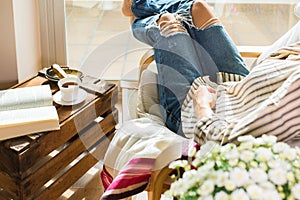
top-left (0, 75), bottom-right (118, 199)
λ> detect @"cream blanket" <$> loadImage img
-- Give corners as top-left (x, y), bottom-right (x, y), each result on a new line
top-left (101, 116), bottom-right (190, 199)
top-left (103, 117), bottom-right (187, 175)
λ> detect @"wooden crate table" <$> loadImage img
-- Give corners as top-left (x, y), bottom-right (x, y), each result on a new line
top-left (0, 74), bottom-right (118, 200)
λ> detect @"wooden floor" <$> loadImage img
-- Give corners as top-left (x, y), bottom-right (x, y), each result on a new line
top-left (58, 161), bottom-right (104, 200)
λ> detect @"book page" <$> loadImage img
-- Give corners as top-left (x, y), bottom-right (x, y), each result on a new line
top-left (0, 85), bottom-right (53, 111)
top-left (0, 106), bottom-right (60, 140)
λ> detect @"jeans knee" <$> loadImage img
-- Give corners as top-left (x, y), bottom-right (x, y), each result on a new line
top-left (157, 13), bottom-right (187, 36)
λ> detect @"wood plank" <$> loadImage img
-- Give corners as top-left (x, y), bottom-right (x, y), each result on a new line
top-left (0, 85), bottom-right (117, 179)
top-left (17, 86), bottom-right (117, 178)
top-left (20, 111), bottom-right (117, 199)
top-left (0, 190), bottom-right (17, 200)
top-left (0, 140), bottom-right (26, 179)
top-left (34, 132), bottom-right (115, 200)
top-left (57, 161), bottom-right (103, 200)
top-left (56, 85), bottom-right (117, 124)
top-left (0, 75), bottom-right (117, 199)
top-left (11, 76), bottom-right (48, 88)
top-left (0, 171), bottom-right (19, 199)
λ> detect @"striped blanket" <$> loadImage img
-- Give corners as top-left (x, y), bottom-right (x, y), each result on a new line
top-left (182, 42), bottom-right (300, 146)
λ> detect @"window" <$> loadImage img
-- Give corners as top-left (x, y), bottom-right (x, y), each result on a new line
top-left (43, 1), bottom-right (299, 80)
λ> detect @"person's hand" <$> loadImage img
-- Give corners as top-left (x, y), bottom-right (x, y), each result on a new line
top-left (193, 85), bottom-right (216, 108)
top-left (193, 86), bottom-right (216, 119)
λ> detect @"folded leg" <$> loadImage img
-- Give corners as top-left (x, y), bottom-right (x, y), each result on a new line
top-left (131, 0), bottom-right (248, 135)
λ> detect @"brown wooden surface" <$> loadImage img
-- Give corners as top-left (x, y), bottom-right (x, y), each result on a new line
top-left (0, 74), bottom-right (118, 200)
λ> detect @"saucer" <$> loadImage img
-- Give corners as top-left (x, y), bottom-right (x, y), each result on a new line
top-left (53, 89), bottom-right (87, 106)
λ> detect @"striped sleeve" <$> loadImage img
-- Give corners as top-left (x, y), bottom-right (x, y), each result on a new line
top-left (181, 73), bottom-right (244, 140)
top-left (228, 67), bottom-right (300, 143)
top-left (193, 115), bottom-right (229, 146)
top-left (182, 58), bottom-right (300, 146)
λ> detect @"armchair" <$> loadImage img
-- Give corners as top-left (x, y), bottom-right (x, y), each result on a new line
top-left (102, 46), bottom-right (263, 200)
top-left (138, 46), bottom-right (263, 200)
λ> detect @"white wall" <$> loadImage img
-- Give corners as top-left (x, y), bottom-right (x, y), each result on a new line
top-left (13, 0), bottom-right (41, 83)
top-left (0, 0), bottom-right (41, 89)
top-left (0, 0), bottom-right (18, 89)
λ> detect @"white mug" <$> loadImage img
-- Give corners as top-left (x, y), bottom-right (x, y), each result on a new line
top-left (58, 76), bottom-right (81, 102)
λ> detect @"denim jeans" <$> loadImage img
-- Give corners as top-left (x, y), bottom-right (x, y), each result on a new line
top-left (131, 0), bottom-right (249, 137)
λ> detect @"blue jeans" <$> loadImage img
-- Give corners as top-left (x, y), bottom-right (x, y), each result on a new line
top-left (131, 0), bottom-right (249, 137)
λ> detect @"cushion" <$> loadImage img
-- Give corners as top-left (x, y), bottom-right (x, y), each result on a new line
top-left (137, 69), bottom-right (163, 121)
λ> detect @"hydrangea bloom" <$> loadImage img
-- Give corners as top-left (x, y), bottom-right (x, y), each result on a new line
top-left (165, 135), bottom-right (300, 200)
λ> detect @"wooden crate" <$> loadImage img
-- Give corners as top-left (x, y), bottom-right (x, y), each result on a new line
top-left (0, 75), bottom-right (118, 200)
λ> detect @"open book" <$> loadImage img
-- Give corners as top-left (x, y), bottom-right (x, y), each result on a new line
top-left (0, 85), bottom-right (60, 140)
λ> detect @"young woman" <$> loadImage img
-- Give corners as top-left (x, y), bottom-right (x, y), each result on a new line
top-left (122, 0), bottom-right (249, 137)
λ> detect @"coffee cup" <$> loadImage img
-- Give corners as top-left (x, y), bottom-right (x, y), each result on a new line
top-left (58, 76), bottom-right (81, 102)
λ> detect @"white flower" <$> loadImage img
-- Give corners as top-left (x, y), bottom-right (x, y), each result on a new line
top-left (197, 195), bottom-right (213, 200)
top-left (238, 162), bottom-right (247, 170)
top-left (188, 146), bottom-right (197, 158)
top-left (296, 169), bottom-right (300, 178)
top-left (263, 189), bottom-right (281, 200)
top-left (255, 147), bottom-right (273, 162)
top-left (249, 168), bottom-right (268, 183)
top-left (230, 167), bottom-right (250, 187)
top-left (261, 134), bottom-right (277, 145)
top-left (287, 171), bottom-right (295, 183)
top-left (293, 160), bottom-right (300, 168)
top-left (215, 191), bottom-right (229, 200)
top-left (272, 142), bottom-right (289, 153)
top-left (211, 144), bottom-right (221, 154)
top-left (224, 148), bottom-right (239, 160)
top-left (228, 158), bottom-right (239, 167)
top-left (169, 160), bottom-right (189, 169)
top-left (259, 181), bottom-right (276, 190)
top-left (268, 159), bottom-right (291, 171)
top-left (246, 184), bottom-right (263, 199)
top-left (199, 180), bottom-right (214, 196)
top-left (283, 147), bottom-right (297, 161)
top-left (165, 135), bottom-right (300, 200)
top-left (240, 150), bottom-right (255, 162)
top-left (231, 189), bottom-right (250, 200)
top-left (224, 180), bottom-right (236, 191)
top-left (198, 141), bottom-right (217, 158)
top-left (192, 157), bottom-right (202, 167)
top-left (197, 161), bottom-right (215, 173)
top-left (216, 171), bottom-right (229, 187)
top-left (237, 135), bottom-right (255, 143)
top-left (238, 142), bottom-right (254, 150)
top-left (249, 161), bottom-right (259, 168)
top-left (253, 137), bottom-right (263, 146)
top-left (207, 170), bottom-right (218, 182)
top-left (182, 170), bottom-right (203, 187)
top-left (168, 179), bottom-right (189, 196)
top-left (267, 159), bottom-right (280, 169)
top-left (292, 184), bottom-right (300, 199)
top-left (221, 143), bottom-right (237, 155)
top-left (268, 168), bottom-right (287, 186)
